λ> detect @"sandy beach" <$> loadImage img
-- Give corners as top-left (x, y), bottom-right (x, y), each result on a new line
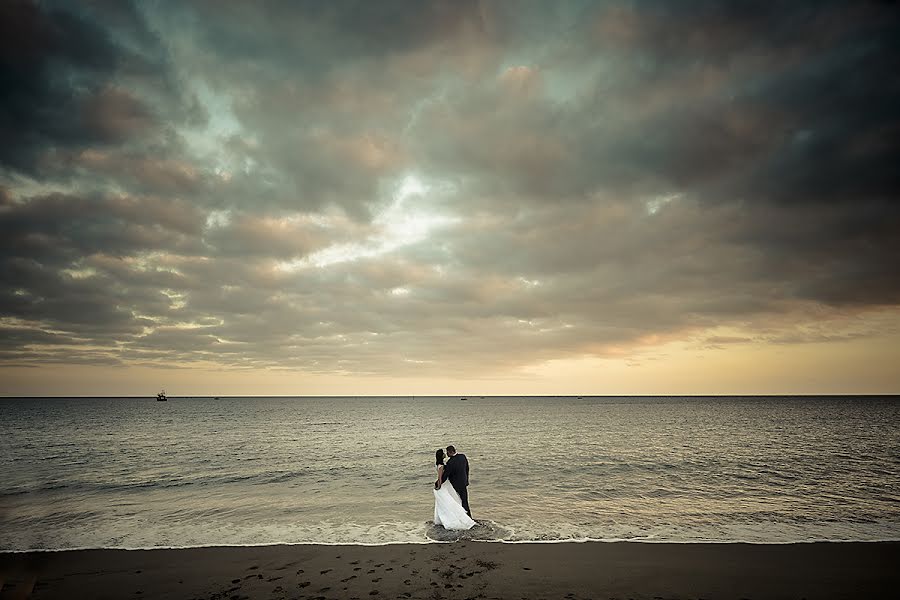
top-left (1, 541), bottom-right (897, 599)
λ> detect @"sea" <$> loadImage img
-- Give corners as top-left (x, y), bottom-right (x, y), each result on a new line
top-left (1, 395), bottom-right (898, 551)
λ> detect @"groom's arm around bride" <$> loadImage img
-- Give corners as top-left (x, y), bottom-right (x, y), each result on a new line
top-left (441, 445), bottom-right (472, 518)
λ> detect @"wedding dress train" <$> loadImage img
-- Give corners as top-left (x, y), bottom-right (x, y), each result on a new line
top-left (433, 466), bottom-right (475, 530)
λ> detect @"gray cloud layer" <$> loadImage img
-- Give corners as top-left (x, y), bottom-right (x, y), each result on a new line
top-left (1, 0), bottom-right (899, 376)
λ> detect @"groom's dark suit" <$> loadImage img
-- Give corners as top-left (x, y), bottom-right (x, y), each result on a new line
top-left (441, 453), bottom-right (471, 517)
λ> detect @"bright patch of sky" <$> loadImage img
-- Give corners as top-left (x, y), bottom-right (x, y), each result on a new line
top-left (646, 193), bottom-right (683, 216)
top-left (161, 289), bottom-right (187, 310)
top-left (205, 209), bottom-right (232, 230)
top-left (181, 80), bottom-right (245, 176)
top-left (277, 174), bottom-right (459, 271)
top-left (128, 252), bottom-right (183, 275)
top-left (61, 267), bottom-right (98, 280)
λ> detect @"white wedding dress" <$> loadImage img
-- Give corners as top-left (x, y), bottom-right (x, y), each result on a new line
top-left (433, 464), bottom-right (476, 530)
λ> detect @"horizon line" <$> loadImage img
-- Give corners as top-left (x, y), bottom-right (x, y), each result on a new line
top-left (2, 393), bottom-right (898, 399)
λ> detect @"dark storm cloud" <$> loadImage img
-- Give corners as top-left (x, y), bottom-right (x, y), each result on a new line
top-left (0, 192), bottom-right (203, 263)
top-left (591, 0), bottom-right (900, 206)
top-left (1, 0), bottom-right (899, 374)
top-left (0, 1), bottom-right (145, 171)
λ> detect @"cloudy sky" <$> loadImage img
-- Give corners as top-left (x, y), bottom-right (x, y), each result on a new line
top-left (2, 0), bottom-right (899, 396)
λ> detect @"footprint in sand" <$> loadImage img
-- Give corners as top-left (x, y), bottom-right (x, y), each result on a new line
top-left (320, 569), bottom-right (332, 575)
top-left (298, 581), bottom-right (311, 588)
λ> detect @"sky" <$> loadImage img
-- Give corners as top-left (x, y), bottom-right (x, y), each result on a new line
top-left (1, 0), bottom-right (899, 396)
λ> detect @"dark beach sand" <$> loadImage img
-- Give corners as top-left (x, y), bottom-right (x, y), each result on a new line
top-left (1, 541), bottom-right (897, 599)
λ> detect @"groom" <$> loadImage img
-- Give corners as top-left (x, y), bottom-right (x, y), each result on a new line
top-left (441, 445), bottom-right (471, 518)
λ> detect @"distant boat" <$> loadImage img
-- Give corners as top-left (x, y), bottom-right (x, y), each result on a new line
top-left (156, 389), bottom-right (167, 401)
top-left (460, 397), bottom-right (468, 401)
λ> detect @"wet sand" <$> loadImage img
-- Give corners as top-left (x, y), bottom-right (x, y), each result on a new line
top-left (1, 541), bottom-right (897, 599)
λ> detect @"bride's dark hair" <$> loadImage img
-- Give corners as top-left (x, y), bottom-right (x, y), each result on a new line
top-left (435, 448), bottom-right (445, 465)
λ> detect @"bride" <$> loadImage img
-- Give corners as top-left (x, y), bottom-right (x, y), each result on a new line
top-left (433, 449), bottom-right (476, 530)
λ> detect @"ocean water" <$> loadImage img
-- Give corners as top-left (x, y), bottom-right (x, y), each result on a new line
top-left (1, 395), bottom-right (898, 551)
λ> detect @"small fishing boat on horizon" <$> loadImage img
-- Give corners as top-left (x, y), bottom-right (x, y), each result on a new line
top-left (156, 390), bottom-right (167, 401)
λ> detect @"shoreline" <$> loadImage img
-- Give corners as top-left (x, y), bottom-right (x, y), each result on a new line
top-left (5, 535), bottom-right (900, 553)
top-left (2, 540), bottom-right (897, 599)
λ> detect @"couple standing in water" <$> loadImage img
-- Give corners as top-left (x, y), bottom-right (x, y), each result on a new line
top-left (433, 445), bottom-right (476, 530)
